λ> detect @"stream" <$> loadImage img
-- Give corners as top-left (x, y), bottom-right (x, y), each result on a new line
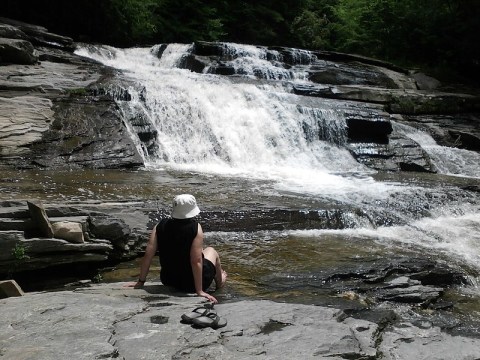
top-left (2, 42), bottom-right (479, 327)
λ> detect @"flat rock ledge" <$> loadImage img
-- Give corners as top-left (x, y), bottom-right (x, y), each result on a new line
top-left (1, 282), bottom-right (479, 360)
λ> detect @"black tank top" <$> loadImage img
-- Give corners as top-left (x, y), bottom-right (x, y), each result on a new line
top-left (157, 218), bottom-right (198, 292)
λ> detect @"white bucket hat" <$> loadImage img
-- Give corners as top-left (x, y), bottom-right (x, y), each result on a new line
top-left (171, 194), bottom-right (201, 219)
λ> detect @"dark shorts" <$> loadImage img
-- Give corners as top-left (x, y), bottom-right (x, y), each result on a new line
top-left (160, 256), bottom-right (216, 292)
top-left (202, 257), bottom-right (216, 291)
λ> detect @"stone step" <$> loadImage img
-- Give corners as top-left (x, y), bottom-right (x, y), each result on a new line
top-left (0, 218), bottom-right (33, 231)
top-left (0, 206), bottom-right (29, 219)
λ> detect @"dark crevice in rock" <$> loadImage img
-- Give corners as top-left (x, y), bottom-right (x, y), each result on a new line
top-left (150, 315), bottom-right (169, 324)
top-left (148, 302), bottom-right (174, 308)
top-left (96, 349), bottom-right (119, 359)
top-left (142, 296), bottom-right (170, 302)
top-left (258, 319), bottom-right (292, 335)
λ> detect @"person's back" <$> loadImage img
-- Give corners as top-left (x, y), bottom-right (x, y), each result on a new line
top-left (157, 218), bottom-right (198, 292)
top-left (128, 194), bottom-right (227, 303)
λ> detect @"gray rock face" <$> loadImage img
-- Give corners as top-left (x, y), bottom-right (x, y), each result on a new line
top-left (0, 201), bottom-right (139, 274)
top-left (0, 17), bottom-right (74, 51)
top-left (1, 282), bottom-right (479, 360)
top-left (1, 20), bottom-right (479, 172)
top-left (0, 96), bottom-right (54, 157)
top-left (0, 38), bottom-right (38, 64)
top-left (27, 93), bottom-right (143, 169)
top-left (0, 24), bottom-right (28, 40)
top-left (0, 286), bottom-right (145, 360)
top-left (0, 18), bottom-right (143, 170)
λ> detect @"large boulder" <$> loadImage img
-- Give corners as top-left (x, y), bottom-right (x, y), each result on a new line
top-left (412, 72), bottom-right (441, 90)
top-left (88, 215), bottom-right (132, 257)
top-left (0, 17), bottom-right (74, 51)
top-left (51, 221), bottom-right (85, 243)
top-left (0, 38), bottom-right (37, 64)
top-left (0, 23), bottom-right (27, 40)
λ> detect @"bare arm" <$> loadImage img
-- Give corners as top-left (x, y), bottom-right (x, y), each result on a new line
top-left (128, 225), bottom-right (158, 288)
top-left (190, 224), bottom-right (217, 303)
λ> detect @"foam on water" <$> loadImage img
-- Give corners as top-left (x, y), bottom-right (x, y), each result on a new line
top-left (75, 44), bottom-right (402, 203)
top-left (289, 211), bottom-right (480, 273)
top-left (75, 43), bottom-right (480, 272)
top-left (395, 122), bottom-right (480, 179)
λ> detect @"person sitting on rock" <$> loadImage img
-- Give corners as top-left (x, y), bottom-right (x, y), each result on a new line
top-left (128, 194), bottom-right (227, 303)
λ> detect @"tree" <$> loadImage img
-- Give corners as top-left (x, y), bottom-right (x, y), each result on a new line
top-left (1, 0), bottom-right (478, 80)
top-left (107, 0), bottom-right (159, 45)
top-left (153, 0), bottom-right (225, 43)
top-left (217, 0), bottom-right (306, 46)
top-left (290, 0), bottom-right (338, 50)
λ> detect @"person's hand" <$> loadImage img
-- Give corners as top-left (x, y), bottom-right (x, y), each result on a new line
top-left (197, 290), bottom-right (218, 304)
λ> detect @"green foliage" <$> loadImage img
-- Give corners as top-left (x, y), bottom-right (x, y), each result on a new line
top-left (291, 0), bottom-right (337, 50)
top-left (12, 243), bottom-right (29, 261)
top-left (108, 0), bottom-right (159, 44)
top-left (215, 0), bottom-right (306, 46)
top-left (92, 273), bottom-right (104, 283)
top-left (1, 0), bottom-right (479, 80)
top-left (154, 0), bottom-right (225, 43)
top-left (331, 0), bottom-right (480, 73)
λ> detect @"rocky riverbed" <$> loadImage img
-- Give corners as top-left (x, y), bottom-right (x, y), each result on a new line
top-left (2, 192), bottom-right (480, 360)
top-left (1, 281), bottom-right (480, 360)
top-left (1, 17), bottom-right (480, 359)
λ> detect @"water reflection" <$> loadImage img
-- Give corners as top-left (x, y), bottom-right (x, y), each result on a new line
top-left (1, 168), bottom-right (269, 206)
top-left (0, 168), bottom-right (350, 209)
top-left (2, 168), bottom-right (480, 316)
top-left (100, 228), bottom-right (479, 311)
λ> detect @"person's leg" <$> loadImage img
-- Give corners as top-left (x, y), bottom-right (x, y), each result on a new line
top-left (203, 246), bottom-right (227, 288)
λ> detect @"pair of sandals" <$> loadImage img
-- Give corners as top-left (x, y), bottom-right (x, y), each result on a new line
top-left (181, 303), bottom-right (227, 329)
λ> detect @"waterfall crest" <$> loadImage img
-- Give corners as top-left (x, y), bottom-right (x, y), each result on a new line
top-left (75, 42), bottom-right (479, 204)
top-left (76, 44), bottom-right (373, 189)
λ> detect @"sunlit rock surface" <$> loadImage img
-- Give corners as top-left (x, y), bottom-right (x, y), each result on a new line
top-left (1, 281), bottom-right (479, 360)
top-left (0, 18), bottom-right (143, 170)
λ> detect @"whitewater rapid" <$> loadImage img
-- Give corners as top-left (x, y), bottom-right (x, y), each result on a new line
top-left (75, 43), bottom-right (480, 275)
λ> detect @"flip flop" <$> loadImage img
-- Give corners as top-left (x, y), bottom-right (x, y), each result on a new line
top-left (181, 306), bottom-right (210, 324)
top-left (191, 312), bottom-right (227, 329)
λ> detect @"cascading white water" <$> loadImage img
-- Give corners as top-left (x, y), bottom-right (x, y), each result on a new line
top-left (75, 43), bottom-right (480, 275)
top-left (394, 122), bottom-right (480, 178)
top-left (76, 43), bottom-right (399, 204)
top-left (200, 42), bottom-right (312, 81)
